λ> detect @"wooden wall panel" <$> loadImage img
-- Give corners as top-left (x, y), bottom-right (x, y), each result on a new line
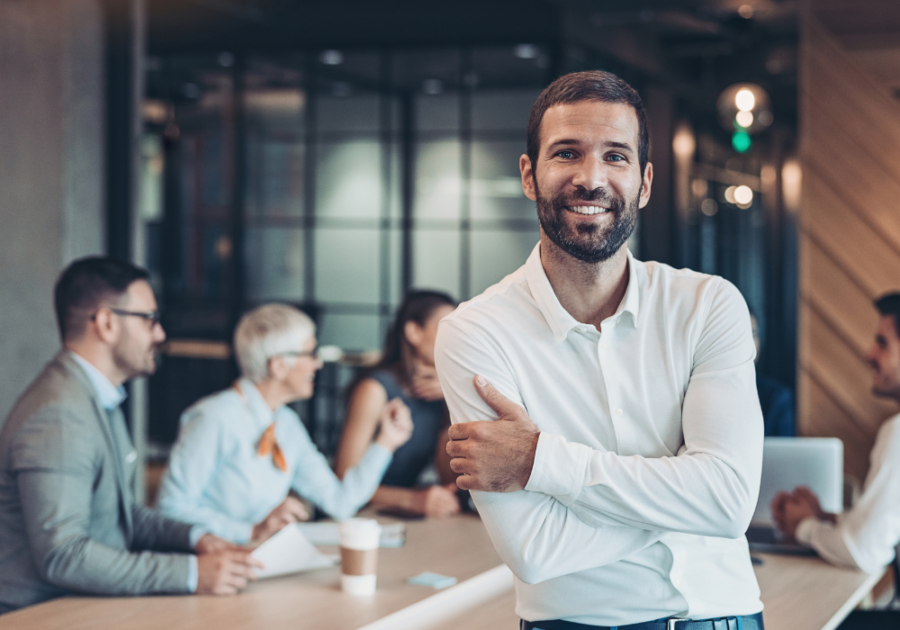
top-left (799, 11), bottom-right (900, 482)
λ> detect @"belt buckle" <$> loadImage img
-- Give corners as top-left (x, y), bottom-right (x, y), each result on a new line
top-left (667, 620), bottom-right (688, 630)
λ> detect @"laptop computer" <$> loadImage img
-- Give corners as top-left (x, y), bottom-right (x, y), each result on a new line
top-left (746, 437), bottom-right (844, 554)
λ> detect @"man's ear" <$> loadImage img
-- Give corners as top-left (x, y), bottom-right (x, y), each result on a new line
top-left (92, 307), bottom-right (119, 344)
top-left (638, 162), bottom-right (653, 209)
top-left (520, 154), bottom-right (537, 201)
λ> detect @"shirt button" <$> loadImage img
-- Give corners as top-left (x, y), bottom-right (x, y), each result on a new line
top-left (616, 408), bottom-right (623, 416)
top-left (600, 341), bottom-right (607, 349)
top-left (672, 574), bottom-right (683, 586)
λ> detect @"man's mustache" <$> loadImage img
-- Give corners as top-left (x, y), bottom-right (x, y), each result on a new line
top-left (556, 187), bottom-right (622, 210)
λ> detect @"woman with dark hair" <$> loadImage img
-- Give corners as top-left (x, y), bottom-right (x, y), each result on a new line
top-left (335, 290), bottom-right (461, 518)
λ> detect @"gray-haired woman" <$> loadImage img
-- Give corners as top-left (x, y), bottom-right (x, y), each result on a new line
top-left (158, 304), bottom-right (412, 544)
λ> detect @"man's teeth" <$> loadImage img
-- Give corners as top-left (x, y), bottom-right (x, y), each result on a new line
top-left (568, 206), bottom-right (609, 215)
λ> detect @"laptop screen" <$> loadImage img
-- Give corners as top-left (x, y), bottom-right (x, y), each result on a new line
top-left (751, 437), bottom-right (844, 526)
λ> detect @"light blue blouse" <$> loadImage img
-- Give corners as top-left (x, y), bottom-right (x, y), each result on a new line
top-left (158, 379), bottom-right (392, 543)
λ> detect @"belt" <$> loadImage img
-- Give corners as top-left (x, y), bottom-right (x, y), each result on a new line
top-left (521, 612), bottom-right (764, 630)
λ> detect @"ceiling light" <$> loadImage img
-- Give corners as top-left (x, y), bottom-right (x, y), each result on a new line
top-left (672, 124), bottom-right (695, 159)
top-left (724, 186), bottom-right (737, 204)
top-left (735, 111), bottom-right (754, 128)
top-left (735, 89), bottom-right (755, 112)
top-left (734, 185), bottom-right (754, 207)
top-left (701, 199), bottom-right (718, 216)
top-left (514, 44), bottom-right (539, 59)
top-left (320, 50), bottom-right (344, 66)
top-left (738, 4), bottom-right (754, 19)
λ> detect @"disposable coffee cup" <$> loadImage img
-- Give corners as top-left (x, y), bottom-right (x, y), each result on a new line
top-left (338, 518), bottom-right (381, 596)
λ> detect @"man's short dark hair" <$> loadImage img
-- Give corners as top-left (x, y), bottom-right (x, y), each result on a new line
top-left (526, 70), bottom-right (650, 177)
top-left (54, 257), bottom-right (150, 341)
top-left (875, 293), bottom-right (900, 339)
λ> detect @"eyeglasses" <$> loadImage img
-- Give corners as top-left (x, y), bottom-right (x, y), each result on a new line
top-left (97, 307), bottom-right (162, 326)
top-left (276, 348), bottom-right (319, 360)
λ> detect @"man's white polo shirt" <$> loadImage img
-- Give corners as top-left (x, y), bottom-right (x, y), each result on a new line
top-left (435, 243), bottom-right (764, 626)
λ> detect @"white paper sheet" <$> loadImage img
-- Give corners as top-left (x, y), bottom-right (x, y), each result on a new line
top-left (251, 524), bottom-right (338, 579)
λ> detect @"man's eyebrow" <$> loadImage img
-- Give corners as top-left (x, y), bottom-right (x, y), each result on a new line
top-left (545, 139), bottom-right (636, 153)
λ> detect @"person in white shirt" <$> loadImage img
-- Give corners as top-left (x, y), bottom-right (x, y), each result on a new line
top-left (435, 71), bottom-right (765, 629)
top-left (771, 294), bottom-right (900, 574)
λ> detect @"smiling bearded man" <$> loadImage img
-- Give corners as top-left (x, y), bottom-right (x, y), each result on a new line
top-left (434, 71), bottom-right (765, 630)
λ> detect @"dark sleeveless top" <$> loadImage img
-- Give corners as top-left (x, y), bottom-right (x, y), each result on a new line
top-left (367, 369), bottom-right (446, 488)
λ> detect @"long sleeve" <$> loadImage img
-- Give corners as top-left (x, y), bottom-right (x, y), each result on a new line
top-left (12, 408), bottom-right (192, 595)
top-left (130, 503), bottom-right (194, 553)
top-left (157, 411), bottom-right (257, 544)
top-left (291, 427), bottom-right (392, 520)
top-left (435, 319), bottom-right (662, 586)
top-left (796, 417), bottom-right (900, 574)
top-left (525, 279), bottom-right (764, 539)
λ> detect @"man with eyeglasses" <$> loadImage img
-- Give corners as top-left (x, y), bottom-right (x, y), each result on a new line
top-left (0, 257), bottom-right (262, 614)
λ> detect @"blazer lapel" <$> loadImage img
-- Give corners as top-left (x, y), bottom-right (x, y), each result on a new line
top-left (56, 352), bottom-right (135, 542)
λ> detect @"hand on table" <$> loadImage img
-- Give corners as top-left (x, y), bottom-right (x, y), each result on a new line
top-left (196, 549), bottom-right (263, 595)
top-left (375, 397), bottom-right (414, 452)
top-left (446, 375), bottom-right (540, 493)
top-left (251, 496), bottom-right (310, 544)
top-left (195, 533), bottom-right (243, 555)
top-left (771, 486), bottom-right (836, 540)
top-left (412, 484), bottom-right (462, 518)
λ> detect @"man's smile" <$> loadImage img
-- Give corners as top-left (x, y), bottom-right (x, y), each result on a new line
top-left (565, 205), bottom-right (611, 216)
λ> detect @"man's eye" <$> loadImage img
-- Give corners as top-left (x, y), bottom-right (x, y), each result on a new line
top-left (608, 154), bottom-right (625, 162)
top-left (556, 150), bottom-right (574, 159)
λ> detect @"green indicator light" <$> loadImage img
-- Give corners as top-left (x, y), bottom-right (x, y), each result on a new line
top-left (732, 131), bottom-right (751, 153)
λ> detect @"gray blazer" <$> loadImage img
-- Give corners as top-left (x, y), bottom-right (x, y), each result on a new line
top-left (0, 352), bottom-right (193, 614)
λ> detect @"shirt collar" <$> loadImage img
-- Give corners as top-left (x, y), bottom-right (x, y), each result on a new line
top-left (524, 243), bottom-right (641, 342)
top-left (68, 351), bottom-right (127, 411)
top-left (235, 378), bottom-right (277, 427)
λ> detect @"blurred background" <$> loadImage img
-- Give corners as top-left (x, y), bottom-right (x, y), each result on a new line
top-left (2, 0), bottom-right (898, 499)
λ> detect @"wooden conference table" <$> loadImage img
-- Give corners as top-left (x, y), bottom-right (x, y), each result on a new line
top-left (2, 514), bottom-right (885, 630)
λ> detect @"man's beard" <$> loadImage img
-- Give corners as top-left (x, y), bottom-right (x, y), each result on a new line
top-left (535, 178), bottom-right (639, 264)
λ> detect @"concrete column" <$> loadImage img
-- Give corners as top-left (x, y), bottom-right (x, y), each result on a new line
top-left (0, 0), bottom-right (105, 420)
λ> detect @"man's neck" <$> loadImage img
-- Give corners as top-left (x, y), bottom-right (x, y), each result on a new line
top-left (539, 233), bottom-right (630, 329)
top-left (65, 341), bottom-right (127, 387)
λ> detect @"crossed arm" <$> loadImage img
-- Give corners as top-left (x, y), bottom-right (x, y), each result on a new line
top-left (435, 287), bottom-right (763, 583)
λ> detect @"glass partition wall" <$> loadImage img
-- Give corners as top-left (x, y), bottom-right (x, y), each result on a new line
top-left (142, 47), bottom-right (551, 455)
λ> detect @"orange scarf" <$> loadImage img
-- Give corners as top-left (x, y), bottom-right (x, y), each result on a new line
top-left (233, 381), bottom-right (288, 472)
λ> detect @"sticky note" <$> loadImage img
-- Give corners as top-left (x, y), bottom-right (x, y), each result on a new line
top-left (407, 571), bottom-right (458, 589)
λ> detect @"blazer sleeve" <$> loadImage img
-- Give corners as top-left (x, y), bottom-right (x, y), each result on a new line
top-left (11, 405), bottom-right (193, 595)
top-left (130, 503), bottom-right (194, 553)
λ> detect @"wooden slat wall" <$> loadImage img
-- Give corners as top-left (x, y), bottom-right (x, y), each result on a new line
top-left (799, 14), bottom-right (900, 481)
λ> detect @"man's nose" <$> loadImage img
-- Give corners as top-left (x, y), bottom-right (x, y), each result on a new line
top-left (154, 323), bottom-right (167, 344)
top-left (865, 345), bottom-right (878, 368)
top-left (571, 154), bottom-right (608, 191)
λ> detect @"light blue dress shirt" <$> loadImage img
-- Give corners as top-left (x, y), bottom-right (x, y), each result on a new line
top-left (67, 352), bottom-right (202, 592)
top-left (157, 379), bottom-right (393, 544)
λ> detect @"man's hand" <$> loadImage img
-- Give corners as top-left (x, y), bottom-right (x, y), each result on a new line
top-left (375, 397), bottom-right (414, 452)
top-left (195, 533), bottom-right (242, 555)
top-left (445, 375), bottom-right (540, 492)
top-left (251, 496), bottom-right (310, 544)
top-left (196, 549), bottom-right (263, 595)
top-left (410, 365), bottom-right (444, 401)
top-left (771, 486), bottom-right (835, 540)
top-left (412, 484), bottom-right (462, 518)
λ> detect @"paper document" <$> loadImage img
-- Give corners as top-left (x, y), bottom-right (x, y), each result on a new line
top-left (296, 521), bottom-right (406, 547)
top-left (251, 524), bottom-right (338, 579)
